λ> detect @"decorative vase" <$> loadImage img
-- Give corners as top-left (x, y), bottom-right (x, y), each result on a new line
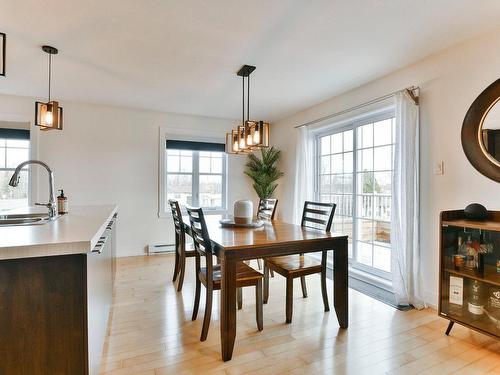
top-left (234, 200), bottom-right (253, 224)
top-left (464, 203), bottom-right (488, 221)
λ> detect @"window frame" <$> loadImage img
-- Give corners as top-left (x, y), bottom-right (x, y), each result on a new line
top-left (165, 149), bottom-right (227, 211)
top-left (0, 137), bottom-right (31, 211)
top-left (314, 108), bottom-right (395, 281)
top-left (158, 128), bottom-right (228, 218)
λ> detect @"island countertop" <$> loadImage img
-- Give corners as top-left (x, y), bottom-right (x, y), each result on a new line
top-left (0, 205), bottom-right (118, 260)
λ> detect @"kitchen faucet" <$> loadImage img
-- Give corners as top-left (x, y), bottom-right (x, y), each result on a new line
top-left (9, 160), bottom-right (57, 219)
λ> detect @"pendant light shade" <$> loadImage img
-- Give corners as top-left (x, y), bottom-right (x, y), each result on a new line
top-left (225, 65), bottom-right (270, 154)
top-left (245, 121), bottom-right (255, 148)
top-left (231, 129), bottom-right (239, 153)
top-left (35, 101), bottom-right (63, 130)
top-left (246, 120), bottom-right (269, 148)
top-left (225, 133), bottom-right (235, 154)
top-left (35, 45), bottom-right (63, 131)
top-left (238, 125), bottom-right (246, 150)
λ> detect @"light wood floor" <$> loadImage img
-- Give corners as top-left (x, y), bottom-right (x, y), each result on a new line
top-left (100, 255), bottom-right (500, 375)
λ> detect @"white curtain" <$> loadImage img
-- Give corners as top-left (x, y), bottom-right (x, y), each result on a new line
top-left (391, 91), bottom-right (425, 309)
top-left (292, 126), bottom-right (314, 224)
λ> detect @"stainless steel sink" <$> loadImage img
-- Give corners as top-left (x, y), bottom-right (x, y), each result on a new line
top-left (0, 213), bottom-right (60, 227)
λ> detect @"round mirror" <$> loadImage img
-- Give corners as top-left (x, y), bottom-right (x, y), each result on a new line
top-left (481, 98), bottom-right (500, 166)
top-left (462, 78), bottom-right (500, 182)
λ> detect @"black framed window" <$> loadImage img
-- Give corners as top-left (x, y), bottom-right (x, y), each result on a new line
top-left (164, 140), bottom-right (227, 210)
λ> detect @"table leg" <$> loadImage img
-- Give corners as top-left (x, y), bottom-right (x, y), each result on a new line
top-left (220, 257), bottom-right (237, 361)
top-left (334, 237), bottom-right (348, 328)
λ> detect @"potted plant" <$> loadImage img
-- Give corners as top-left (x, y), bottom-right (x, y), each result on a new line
top-left (244, 146), bottom-right (284, 199)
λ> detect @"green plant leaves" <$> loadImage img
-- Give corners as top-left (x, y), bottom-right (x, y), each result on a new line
top-left (244, 146), bottom-right (284, 199)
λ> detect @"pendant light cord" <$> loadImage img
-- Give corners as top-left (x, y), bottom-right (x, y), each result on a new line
top-left (242, 75), bottom-right (245, 126)
top-left (48, 52), bottom-right (52, 102)
top-left (247, 75), bottom-right (250, 122)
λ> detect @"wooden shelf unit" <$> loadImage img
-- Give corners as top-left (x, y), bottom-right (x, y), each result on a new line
top-left (439, 210), bottom-right (500, 340)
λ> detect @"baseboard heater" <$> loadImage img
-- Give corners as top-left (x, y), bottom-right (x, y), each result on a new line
top-left (147, 243), bottom-right (175, 255)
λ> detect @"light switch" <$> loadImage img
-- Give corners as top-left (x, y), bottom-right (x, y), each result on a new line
top-left (434, 161), bottom-right (444, 175)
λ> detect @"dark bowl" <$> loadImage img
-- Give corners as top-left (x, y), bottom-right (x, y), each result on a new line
top-left (464, 203), bottom-right (488, 221)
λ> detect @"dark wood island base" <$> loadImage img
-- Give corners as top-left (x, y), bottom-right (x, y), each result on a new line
top-left (0, 212), bottom-right (116, 375)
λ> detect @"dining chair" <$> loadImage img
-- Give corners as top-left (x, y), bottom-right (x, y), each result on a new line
top-left (263, 201), bottom-right (336, 323)
top-left (187, 206), bottom-right (264, 341)
top-left (249, 198), bottom-right (279, 271)
top-left (169, 199), bottom-right (197, 292)
top-left (257, 198), bottom-right (278, 220)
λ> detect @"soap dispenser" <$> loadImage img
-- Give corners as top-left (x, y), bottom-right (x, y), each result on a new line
top-left (57, 189), bottom-right (68, 214)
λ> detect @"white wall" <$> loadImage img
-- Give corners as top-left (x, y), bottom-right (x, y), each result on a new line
top-left (272, 29), bottom-right (500, 307)
top-left (0, 95), bottom-right (255, 256)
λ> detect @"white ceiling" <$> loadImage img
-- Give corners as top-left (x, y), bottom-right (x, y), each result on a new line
top-left (1, 0), bottom-right (500, 122)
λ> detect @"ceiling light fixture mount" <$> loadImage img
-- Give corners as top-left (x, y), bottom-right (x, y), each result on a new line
top-left (42, 45), bottom-right (58, 55)
top-left (35, 45), bottom-right (63, 131)
top-left (226, 64), bottom-right (269, 154)
top-left (236, 65), bottom-right (256, 77)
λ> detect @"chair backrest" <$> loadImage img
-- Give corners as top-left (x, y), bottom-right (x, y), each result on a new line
top-left (301, 201), bottom-right (336, 232)
top-left (186, 206), bottom-right (214, 276)
top-left (257, 198), bottom-right (278, 220)
top-left (168, 199), bottom-right (186, 252)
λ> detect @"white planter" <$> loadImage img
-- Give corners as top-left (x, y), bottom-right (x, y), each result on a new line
top-left (233, 200), bottom-right (253, 224)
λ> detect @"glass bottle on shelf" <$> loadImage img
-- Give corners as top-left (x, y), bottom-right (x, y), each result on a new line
top-left (458, 234), bottom-right (465, 255)
top-left (468, 279), bottom-right (485, 318)
top-left (465, 235), bottom-right (476, 270)
top-left (455, 234), bottom-right (466, 269)
top-left (484, 286), bottom-right (500, 331)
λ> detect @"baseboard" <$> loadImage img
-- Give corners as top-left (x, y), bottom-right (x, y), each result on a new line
top-left (116, 245), bottom-right (148, 257)
top-left (147, 243), bottom-right (175, 255)
top-left (424, 290), bottom-right (438, 310)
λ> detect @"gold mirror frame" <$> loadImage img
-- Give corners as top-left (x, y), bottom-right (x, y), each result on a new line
top-left (461, 78), bottom-right (500, 182)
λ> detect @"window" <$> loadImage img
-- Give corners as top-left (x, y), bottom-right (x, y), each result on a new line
top-left (164, 140), bottom-right (227, 213)
top-left (0, 132), bottom-right (30, 211)
top-left (317, 111), bottom-right (395, 279)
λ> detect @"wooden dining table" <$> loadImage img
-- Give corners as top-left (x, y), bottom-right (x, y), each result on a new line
top-left (182, 215), bottom-right (349, 362)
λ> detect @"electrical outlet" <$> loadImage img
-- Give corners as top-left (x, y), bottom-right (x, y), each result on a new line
top-left (434, 161), bottom-right (444, 175)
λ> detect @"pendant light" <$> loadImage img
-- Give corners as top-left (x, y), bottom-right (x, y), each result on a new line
top-left (35, 45), bottom-right (63, 131)
top-left (225, 65), bottom-right (270, 154)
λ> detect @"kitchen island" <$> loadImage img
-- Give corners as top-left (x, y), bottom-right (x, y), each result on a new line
top-left (0, 205), bottom-right (118, 375)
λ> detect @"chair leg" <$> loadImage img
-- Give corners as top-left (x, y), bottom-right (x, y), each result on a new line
top-left (237, 288), bottom-right (243, 310)
top-left (256, 279), bottom-right (263, 331)
top-left (321, 251), bottom-right (330, 312)
top-left (286, 277), bottom-right (293, 324)
top-left (176, 255), bottom-right (186, 292)
top-left (256, 259), bottom-right (262, 270)
top-left (321, 269), bottom-right (330, 312)
top-left (263, 263), bottom-right (269, 304)
top-left (200, 284), bottom-right (213, 341)
top-left (172, 250), bottom-right (179, 282)
top-left (300, 276), bottom-right (308, 298)
top-left (192, 256), bottom-right (201, 321)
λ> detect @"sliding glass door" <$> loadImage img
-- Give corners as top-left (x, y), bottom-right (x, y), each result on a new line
top-left (319, 128), bottom-right (354, 258)
top-left (317, 111), bottom-right (395, 279)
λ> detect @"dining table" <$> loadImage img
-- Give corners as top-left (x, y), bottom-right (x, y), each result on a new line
top-left (182, 214), bottom-right (349, 362)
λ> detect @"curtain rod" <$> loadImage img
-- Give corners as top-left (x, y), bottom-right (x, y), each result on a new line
top-left (294, 86), bottom-right (419, 129)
